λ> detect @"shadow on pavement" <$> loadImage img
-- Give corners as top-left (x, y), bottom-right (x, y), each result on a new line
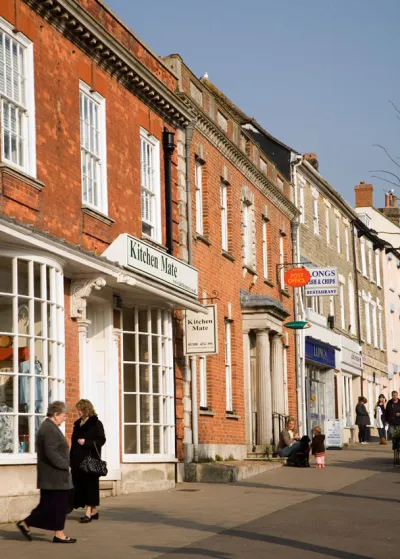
top-left (0, 528), bottom-right (48, 542)
top-left (135, 544), bottom-right (232, 558)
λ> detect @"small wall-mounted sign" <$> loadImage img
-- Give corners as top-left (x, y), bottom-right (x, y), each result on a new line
top-left (284, 267), bottom-right (311, 288)
top-left (184, 305), bottom-right (218, 355)
top-left (284, 321), bottom-right (312, 330)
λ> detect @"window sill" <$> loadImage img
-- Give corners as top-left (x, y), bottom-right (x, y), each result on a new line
top-left (226, 413), bottom-right (241, 420)
top-left (281, 289), bottom-right (291, 298)
top-left (200, 409), bottom-right (216, 417)
top-left (0, 454), bottom-right (37, 465)
top-left (82, 205), bottom-right (114, 226)
top-left (142, 234), bottom-right (168, 252)
top-left (264, 279), bottom-right (274, 288)
top-left (0, 163), bottom-right (44, 191)
top-left (195, 234), bottom-right (212, 247)
top-left (222, 250), bottom-right (235, 262)
top-left (243, 265), bottom-right (257, 276)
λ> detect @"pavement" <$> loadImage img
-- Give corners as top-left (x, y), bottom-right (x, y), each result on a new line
top-left (1, 443), bottom-right (398, 558)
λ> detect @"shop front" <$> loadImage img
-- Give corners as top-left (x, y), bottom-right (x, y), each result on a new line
top-left (305, 337), bottom-right (336, 433)
top-left (0, 219), bottom-right (203, 522)
top-left (338, 336), bottom-right (363, 444)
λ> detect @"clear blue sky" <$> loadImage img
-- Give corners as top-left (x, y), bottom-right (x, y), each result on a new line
top-left (106, 0), bottom-right (400, 207)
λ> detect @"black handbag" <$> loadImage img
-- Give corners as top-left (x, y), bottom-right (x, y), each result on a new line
top-left (79, 442), bottom-right (108, 477)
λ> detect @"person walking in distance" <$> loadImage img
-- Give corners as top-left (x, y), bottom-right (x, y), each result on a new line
top-left (385, 391), bottom-right (400, 440)
top-left (16, 402), bottom-right (76, 544)
top-left (355, 396), bottom-right (370, 445)
top-left (70, 399), bottom-right (106, 523)
top-left (375, 394), bottom-right (387, 445)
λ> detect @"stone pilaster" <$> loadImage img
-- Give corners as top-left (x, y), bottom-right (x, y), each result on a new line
top-left (256, 329), bottom-right (272, 446)
top-left (271, 334), bottom-right (284, 416)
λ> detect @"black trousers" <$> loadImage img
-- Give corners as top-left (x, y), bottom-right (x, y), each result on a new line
top-left (358, 425), bottom-right (368, 443)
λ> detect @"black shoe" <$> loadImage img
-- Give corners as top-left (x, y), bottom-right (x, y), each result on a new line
top-left (91, 513), bottom-right (99, 520)
top-left (17, 521), bottom-right (32, 541)
top-left (80, 516), bottom-right (91, 524)
top-left (53, 536), bottom-right (77, 544)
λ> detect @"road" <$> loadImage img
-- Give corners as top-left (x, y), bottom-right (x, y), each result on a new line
top-left (1, 444), bottom-right (397, 558)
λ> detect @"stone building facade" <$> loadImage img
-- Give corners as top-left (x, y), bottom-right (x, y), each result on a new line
top-left (354, 183), bottom-right (399, 396)
top-left (163, 55), bottom-right (299, 460)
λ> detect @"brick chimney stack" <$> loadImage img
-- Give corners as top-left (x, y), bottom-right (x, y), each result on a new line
top-left (380, 190), bottom-right (400, 226)
top-left (354, 182), bottom-right (373, 208)
top-left (304, 153), bottom-right (319, 172)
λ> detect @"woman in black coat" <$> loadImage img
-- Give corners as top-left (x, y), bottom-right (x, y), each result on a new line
top-left (355, 396), bottom-right (370, 444)
top-left (70, 399), bottom-right (106, 523)
top-left (17, 401), bottom-right (76, 544)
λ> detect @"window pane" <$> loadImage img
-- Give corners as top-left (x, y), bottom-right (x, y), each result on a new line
top-left (139, 335), bottom-right (148, 362)
top-left (152, 336), bottom-right (159, 364)
top-left (124, 425), bottom-right (137, 454)
top-left (34, 301), bottom-right (43, 337)
top-left (123, 308), bottom-right (135, 332)
top-left (18, 415), bottom-right (29, 452)
top-left (17, 260), bottom-right (29, 296)
top-left (151, 309), bottom-right (158, 334)
top-left (123, 334), bottom-right (136, 362)
top-left (139, 364), bottom-right (150, 393)
top-left (154, 426), bottom-right (161, 454)
top-left (0, 257), bottom-right (13, 293)
top-left (138, 310), bottom-right (148, 333)
top-left (123, 364), bottom-right (137, 393)
top-left (140, 395), bottom-right (150, 423)
top-left (124, 394), bottom-right (137, 423)
top-left (152, 366), bottom-right (160, 394)
top-left (0, 414), bottom-right (14, 453)
top-left (153, 396), bottom-right (160, 424)
top-left (18, 376), bottom-right (30, 412)
top-left (18, 299), bottom-right (30, 334)
top-left (35, 377), bottom-right (44, 414)
top-left (140, 425), bottom-right (150, 454)
top-left (0, 295), bottom-right (13, 333)
top-left (0, 373), bottom-right (13, 408)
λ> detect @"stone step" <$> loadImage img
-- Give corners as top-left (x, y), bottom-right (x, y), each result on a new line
top-left (184, 460), bottom-right (283, 483)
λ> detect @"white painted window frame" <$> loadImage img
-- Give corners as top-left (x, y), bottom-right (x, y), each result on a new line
top-left (378, 308), bottom-right (384, 350)
top-left (313, 197), bottom-right (319, 235)
top-left (140, 128), bottom-right (161, 243)
top-left (367, 241), bottom-right (374, 282)
top-left (279, 234), bottom-right (285, 289)
top-left (262, 217), bottom-right (268, 280)
top-left (375, 250), bottom-right (381, 287)
top-left (365, 298), bottom-right (371, 345)
top-left (122, 307), bottom-right (175, 463)
top-left (220, 182), bottom-right (228, 251)
top-left (325, 205), bottom-right (330, 244)
top-left (0, 250), bottom-right (65, 465)
top-left (345, 226), bottom-right (350, 261)
top-left (199, 356), bottom-right (207, 409)
top-left (80, 81), bottom-right (108, 214)
top-left (360, 237), bottom-right (367, 277)
top-left (299, 183), bottom-right (305, 224)
top-left (348, 276), bottom-right (356, 335)
top-left (195, 159), bottom-right (204, 235)
top-left (225, 320), bottom-right (233, 413)
top-left (339, 281), bottom-right (345, 330)
top-left (336, 215), bottom-right (341, 254)
top-left (371, 301), bottom-right (378, 348)
top-left (0, 18), bottom-right (36, 178)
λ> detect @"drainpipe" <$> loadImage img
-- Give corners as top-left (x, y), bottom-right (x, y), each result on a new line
top-left (291, 154), bottom-right (306, 435)
top-left (352, 221), bottom-right (363, 396)
top-left (184, 122), bottom-right (198, 461)
top-left (162, 128), bottom-right (176, 255)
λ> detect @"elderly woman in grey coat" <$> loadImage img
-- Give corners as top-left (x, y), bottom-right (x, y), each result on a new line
top-left (17, 401), bottom-right (76, 544)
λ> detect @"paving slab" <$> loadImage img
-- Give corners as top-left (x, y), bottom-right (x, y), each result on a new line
top-left (0, 444), bottom-right (396, 559)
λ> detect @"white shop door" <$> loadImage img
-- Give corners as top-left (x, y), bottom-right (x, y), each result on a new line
top-left (87, 302), bottom-right (120, 480)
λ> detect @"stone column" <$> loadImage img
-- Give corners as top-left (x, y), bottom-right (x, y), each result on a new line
top-left (242, 329), bottom-right (252, 450)
top-left (256, 329), bottom-right (272, 446)
top-left (271, 334), bottom-right (284, 416)
top-left (77, 319), bottom-right (91, 399)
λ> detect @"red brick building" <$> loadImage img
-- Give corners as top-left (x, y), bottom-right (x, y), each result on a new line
top-left (164, 56), bottom-right (299, 462)
top-left (0, 0), bottom-right (202, 521)
top-left (0, 0), bottom-right (298, 522)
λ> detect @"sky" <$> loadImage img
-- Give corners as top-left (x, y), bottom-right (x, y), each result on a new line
top-left (106, 0), bottom-right (400, 207)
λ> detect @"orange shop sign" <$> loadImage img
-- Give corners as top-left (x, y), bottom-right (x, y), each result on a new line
top-left (284, 267), bottom-right (311, 288)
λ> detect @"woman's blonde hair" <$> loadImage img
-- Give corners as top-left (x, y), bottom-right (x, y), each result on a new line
top-left (76, 399), bottom-right (97, 417)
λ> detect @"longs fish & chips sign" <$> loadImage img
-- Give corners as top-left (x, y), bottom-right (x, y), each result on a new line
top-left (305, 267), bottom-right (338, 297)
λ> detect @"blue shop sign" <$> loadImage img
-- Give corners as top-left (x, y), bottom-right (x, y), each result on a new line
top-left (305, 337), bottom-right (336, 368)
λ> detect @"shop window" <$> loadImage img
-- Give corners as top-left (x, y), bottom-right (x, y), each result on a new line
top-left (342, 375), bottom-right (353, 428)
top-left (0, 253), bottom-right (64, 459)
top-left (140, 128), bottom-right (161, 242)
top-left (122, 307), bottom-right (174, 461)
top-left (0, 20), bottom-right (36, 177)
top-left (80, 82), bottom-right (107, 213)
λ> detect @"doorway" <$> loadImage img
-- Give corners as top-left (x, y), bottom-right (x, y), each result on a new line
top-left (86, 300), bottom-right (120, 479)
